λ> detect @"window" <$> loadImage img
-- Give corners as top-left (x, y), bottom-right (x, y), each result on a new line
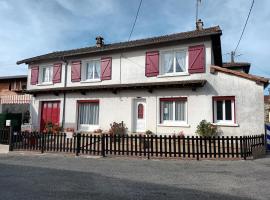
top-left (160, 98), bottom-right (187, 125)
top-left (138, 103), bottom-right (144, 119)
top-left (78, 101), bottom-right (99, 131)
top-left (40, 66), bottom-right (52, 83)
top-left (160, 50), bottom-right (187, 75)
top-left (213, 96), bottom-right (235, 124)
top-left (85, 60), bottom-right (100, 80)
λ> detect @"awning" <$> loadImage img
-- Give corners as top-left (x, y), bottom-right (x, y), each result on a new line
top-left (0, 94), bottom-right (31, 104)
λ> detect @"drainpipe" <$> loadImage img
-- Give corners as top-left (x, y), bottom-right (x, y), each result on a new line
top-left (61, 57), bottom-right (68, 130)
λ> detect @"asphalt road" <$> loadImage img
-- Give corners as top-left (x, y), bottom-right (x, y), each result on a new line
top-left (0, 153), bottom-right (269, 200)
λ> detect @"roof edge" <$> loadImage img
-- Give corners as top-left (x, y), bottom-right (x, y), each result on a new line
top-left (210, 65), bottom-right (269, 88)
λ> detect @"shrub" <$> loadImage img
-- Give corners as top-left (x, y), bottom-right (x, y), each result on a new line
top-left (109, 121), bottom-right (127, 136)
top-left (196, 120), bottom-right (217, 137)
top-left (43, 122), bottom-right (62, 134)
top-left (145, 130), bottom-right (154, 135)
top-left (93, 129), bottom-right (103, 134)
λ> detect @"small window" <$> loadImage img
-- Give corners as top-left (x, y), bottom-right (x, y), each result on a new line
top-left (78, 102), bottom-right (99, 131)
top-left (138, 103), bottom-right (144, 119)
top-left (213, 97), bottom-right (235, 124)
top-left (160, 98), bottom-right (187, 125)
top-left (85, 60), bottom-right (100, 80)
top-left (160, 50), bottom-right (187, 75)
top-left (40, 66), bottom-right (52, 83)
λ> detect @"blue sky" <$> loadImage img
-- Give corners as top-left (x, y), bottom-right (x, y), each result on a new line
top-left (0, 0), bottom-right (269, 91)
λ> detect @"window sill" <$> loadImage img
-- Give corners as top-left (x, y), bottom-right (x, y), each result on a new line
top-left (158, 123), bottom-right (190, 128)
top-left (80, 79), bottom-right (101, 83)
top-left (157, 73), bottom-right (189, 78)
top-left (212, 123), bottom-right (239, 127)
top-left (37, 82), bottom-right (53, 86)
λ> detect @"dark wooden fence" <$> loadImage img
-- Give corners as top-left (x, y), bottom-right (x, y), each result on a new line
top-left (0, 128), bottom-right (10, 145)
top-left (9, 132), bottom-right (265, 160)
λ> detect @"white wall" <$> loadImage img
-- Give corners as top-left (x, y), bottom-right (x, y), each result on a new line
top-left (30, 71), bottom-right (265, 136)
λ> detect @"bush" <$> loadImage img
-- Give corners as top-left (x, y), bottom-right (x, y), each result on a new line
top-left (43, 122), bottom-right (62, 134)
top-left (196, 120), bottom-right (217, 137)
top-left (109, 121), bottom-right (127, 136)
top-left (145, 130), bottom-right (154, 135)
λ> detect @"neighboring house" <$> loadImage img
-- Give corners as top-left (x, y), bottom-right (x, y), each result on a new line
top-left (0, 75), bottom-right (31, 130)
top-left (222, 62), bottom-right (250, 74)
top-left (17, 22), bottom-right (269, 136)
top-left (264, 95), bottom-right (270, 124)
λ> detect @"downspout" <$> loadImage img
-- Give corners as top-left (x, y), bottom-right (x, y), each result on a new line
top-left (61, 57), bottom-right (68, 130)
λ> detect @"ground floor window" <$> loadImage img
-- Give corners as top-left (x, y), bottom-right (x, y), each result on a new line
top-left (78, 100), bottom-right (99, 131)
top-left (213, 96), bottom-right (235, 124)
top-left (160, 97), bottom-right (187, 125)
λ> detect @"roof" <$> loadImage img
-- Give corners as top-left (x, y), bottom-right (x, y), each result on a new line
top-left (26, 80), bottom-right (207, 94)
top-left (223, 62), bottom-right (251, 73)
top-left (0, 75), bottom-right (27, 80)
top-left (210, 65), bottom-right (269, 87)
top-left (17, 26), bottom-right (222, 65)
top-left (264, 95), bottom-right (270, 103)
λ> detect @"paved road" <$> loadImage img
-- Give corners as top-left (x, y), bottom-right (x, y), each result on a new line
top-left (0, 153), bottom-right (269, 200)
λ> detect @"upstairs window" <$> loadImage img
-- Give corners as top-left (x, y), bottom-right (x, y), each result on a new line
top-left (160, 97), bottom-right (187, 125)
top-left (213, 96), bottom-right (235, 124)
top-left (85, 60), bottom-right (100, 81)
top-left (40, 66), bottom-right (52, 83)
top-left (160, 50), bottom-right (187, 75)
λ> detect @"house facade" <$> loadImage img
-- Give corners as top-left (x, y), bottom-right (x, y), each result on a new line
top-left (17, 25), bottom-right (269, 136)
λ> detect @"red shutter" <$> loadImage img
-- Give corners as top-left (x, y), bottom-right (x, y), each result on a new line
top-left (71, 61), bottom-right (81, 82)
top-left (30, 66), bottom-right (39, 85)
top-left (53, 63), bottom-right (62, 83)
top-left (188, 45), bottom-right (205, 74)
top-left (101, 57), bottom-right (112, 80)
top-left (145, 51), bottom-right (159, 77)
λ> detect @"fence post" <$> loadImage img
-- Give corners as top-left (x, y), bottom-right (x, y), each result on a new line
top-left (243, 136), bottom-right (247, 160)
top-left (147, 134), bottom-right (150, 160)
top-left (76, 133), bottom-right (81, 156)
top-left (196, 136), bottom-right (199, 161)
top-left (101, 134), bottom-right (105, 157)
top-left (8, 127), bottom-right (13, 151)
top-left (41, 133), bottom-right (45, 154)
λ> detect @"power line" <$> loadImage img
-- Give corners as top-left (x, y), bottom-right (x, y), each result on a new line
top-left (234, 0), bottom-right (255, 54)
top-left (128, 0), bottom-right (143, 41)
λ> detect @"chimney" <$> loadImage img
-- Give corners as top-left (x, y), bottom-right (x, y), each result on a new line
top-left (96, 36), bottom-right (104, 47)
top-left (196, 19), bottom-right (204, 31)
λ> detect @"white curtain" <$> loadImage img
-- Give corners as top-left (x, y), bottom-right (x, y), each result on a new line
top-left (175, 51), bottom-right (186, 72)
top-left (175, 101), bottom-right (186, 121)
top-left (162, 101), bottom-right (173, 121)
top-left (94, 61), bottom-right (100, 79)
top-left (42, 67), bottom-right (51, 82)
top-left (79, 103), bottom-right (99, 125)
top-left (86, 63), bottom-right (93, 80)
top-left (162, 52), bottom-right (174, 74)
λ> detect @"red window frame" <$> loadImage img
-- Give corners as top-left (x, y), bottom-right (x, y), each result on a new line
top-left (159, 97), bottom-right (187, 123)
top-left (212, 96), bottom-right (236, 124)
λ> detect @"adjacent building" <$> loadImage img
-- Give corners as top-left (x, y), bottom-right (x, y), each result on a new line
top-left (17, 23), bottom-right (269, 136)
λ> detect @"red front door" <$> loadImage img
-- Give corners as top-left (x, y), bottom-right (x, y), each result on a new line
top-left (40, 101), bottom-right (60, 131)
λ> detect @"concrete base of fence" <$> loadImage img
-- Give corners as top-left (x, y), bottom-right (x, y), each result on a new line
top-left (0, 144), bottom-right (9, 154)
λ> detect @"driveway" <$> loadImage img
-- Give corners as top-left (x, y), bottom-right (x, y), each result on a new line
top-left (0, 152), bottom-right (269, 200)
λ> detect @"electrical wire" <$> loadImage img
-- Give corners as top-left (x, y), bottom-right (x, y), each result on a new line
top-left (234, 0), bottom-right (255, 54)
top-left (128, 0), bottom-right (143, 41)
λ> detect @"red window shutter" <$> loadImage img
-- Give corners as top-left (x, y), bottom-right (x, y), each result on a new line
top-left (188, 45), bottom-right (205, 74)
top-left (30, 66), bottom-right (39, 85)
top-left (53, 63), bottom-right (62, 83)
top-left (101, 57), bottom-right (112, 80)
top-left (145, 51), bottom-right (159, 77)
top-left (71, 61), bottom-right (81, 82)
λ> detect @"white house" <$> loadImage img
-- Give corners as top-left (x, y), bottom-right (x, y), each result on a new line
top-left (17, 23), bottom-right (269, 136)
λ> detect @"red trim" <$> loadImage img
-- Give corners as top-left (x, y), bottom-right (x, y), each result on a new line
top-left (160, 97), bottom-right (187, 102)
top-left (212, 96), bottom-right (236, 124)
top-left (77, 100), bottom-right (99, 103)
top-left (145, 51), bottom-right (159, 77)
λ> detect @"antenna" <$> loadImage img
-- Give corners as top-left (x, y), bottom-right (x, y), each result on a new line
top-left (196, 0), bottom-right (201, 22)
